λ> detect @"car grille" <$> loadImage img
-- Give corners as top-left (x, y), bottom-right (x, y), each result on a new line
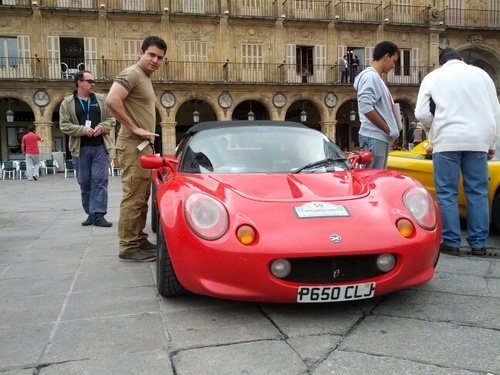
top-left (280, 255), bottom-right (389, 283)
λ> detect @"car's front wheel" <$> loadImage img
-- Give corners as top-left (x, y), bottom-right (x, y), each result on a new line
top-left (151, 182), bottom-right (158, 233)
top-left (156, 222), bottom-right (189, 297)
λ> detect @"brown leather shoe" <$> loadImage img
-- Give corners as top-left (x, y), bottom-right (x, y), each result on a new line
top-left (439, 244), bottom-right (465, 256)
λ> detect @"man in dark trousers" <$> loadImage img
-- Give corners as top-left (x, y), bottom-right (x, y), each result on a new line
top-left (60, 70), bottom-right (116, 227)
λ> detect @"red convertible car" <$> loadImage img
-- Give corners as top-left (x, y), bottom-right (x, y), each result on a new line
top-left (141, 121), bottom-right (441, 303)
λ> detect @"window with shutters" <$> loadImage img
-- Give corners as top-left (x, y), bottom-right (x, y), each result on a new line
top-left (123, 40), bottom-right (142, 61)
top-left (241, 44), bottom-right (263, 82)
top-left (0, 36), bottom-right (31, 78)
top-left (0, 37), bottom-right (18, 69)
top-left (184, 41), bottom-right (208, 81)
top-left (123, 0), bottom-right (145, 11)
top-left (57, 0), bottom-right (92, 8)
top-left (183, 0), bottom-right (204, 13)
top-left (241, 0), bottom-right (260, 16)
top-left (388, 48), bottom-right (421, 84)
top-left (446, 0), bottom-right (464, 26)
top-left (393, 0), bottom-right (411, 23)
top-left (489, 0), bottom-right (500, 26)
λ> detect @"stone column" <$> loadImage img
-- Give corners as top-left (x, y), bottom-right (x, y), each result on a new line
top-left (320, 120), bottom-right (337, 142)
top-left (160, 121), bottom-right (177, 155)
top-left (34, 121), bottom-right (53, 161)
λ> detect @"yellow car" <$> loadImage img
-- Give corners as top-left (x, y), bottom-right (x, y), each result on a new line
top-left (388, 141), bottom-right (500, 233)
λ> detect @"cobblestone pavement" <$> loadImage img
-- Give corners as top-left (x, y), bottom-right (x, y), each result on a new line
top-left (1, 173), bottom-right (499, 375)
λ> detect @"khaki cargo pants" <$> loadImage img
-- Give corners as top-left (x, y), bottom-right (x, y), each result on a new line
top-left (116, 136), bottom-right (154, 255)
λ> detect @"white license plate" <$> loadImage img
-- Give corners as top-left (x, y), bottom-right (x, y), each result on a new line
top-left (297, 282), bottom-right (376, 303)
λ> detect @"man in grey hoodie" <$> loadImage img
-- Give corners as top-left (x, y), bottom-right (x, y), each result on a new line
top-left (353, 41), bottom-right (400, 168)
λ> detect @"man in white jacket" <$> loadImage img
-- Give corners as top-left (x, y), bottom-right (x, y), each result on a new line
top-left (415, 49), bottom-right (500, 257)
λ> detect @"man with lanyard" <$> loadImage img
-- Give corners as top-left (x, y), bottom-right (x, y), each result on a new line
top-left (60, 70), bottom-right (116, 227)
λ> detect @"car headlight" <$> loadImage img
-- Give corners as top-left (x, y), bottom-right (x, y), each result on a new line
top-left (403, 186), bottom-right (437, 230)
top-left (184, 193), bottom-right (228, 240)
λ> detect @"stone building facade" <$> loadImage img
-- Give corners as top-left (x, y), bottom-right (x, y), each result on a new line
top-left (0, 0), bottom-right (499, 163)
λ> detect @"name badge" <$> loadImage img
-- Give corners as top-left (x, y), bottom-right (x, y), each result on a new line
top-left (85, 120), bottom-right (92, 128)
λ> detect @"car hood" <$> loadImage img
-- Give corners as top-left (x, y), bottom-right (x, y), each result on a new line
top-left (207, 172), bottom-right (370, 201)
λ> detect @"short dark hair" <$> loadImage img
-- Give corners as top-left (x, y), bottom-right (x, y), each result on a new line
top-left (373, 41), bottom-right (399, 61)
top-left (28, 124), bottom-right (35, 132)
top-left (439, 49), bottom-right (462, 65)
top-left (141, 36), bottom-right (167, 54)
top-left (74, 70), bottom-right (92, 87)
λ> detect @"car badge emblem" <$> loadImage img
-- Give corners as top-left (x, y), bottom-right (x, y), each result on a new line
top-left (333, 269), bottom-right (341, 278)
top-left (329, 234), bottom-right (342, 243)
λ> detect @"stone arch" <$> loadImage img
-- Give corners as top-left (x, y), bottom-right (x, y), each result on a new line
top-left (454, 42), bottom-right (500, 86)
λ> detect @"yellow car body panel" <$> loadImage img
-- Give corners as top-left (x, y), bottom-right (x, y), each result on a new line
top-left (388, 142), bottom-right (500, 232)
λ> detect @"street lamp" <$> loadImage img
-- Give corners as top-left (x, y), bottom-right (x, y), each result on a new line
top-left (300, 101), bottom-right (307, 122)
top-left (192, 101), bottom-right (199, 123)
top-left (5, 99), bottom-right (14, 123)
top-left (349, 102), bottom-right (356, 121)
top-left (247, 101), bottom-right (255, 121)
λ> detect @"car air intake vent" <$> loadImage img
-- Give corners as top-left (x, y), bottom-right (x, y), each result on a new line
top-left (281, 255), bottom-right (388, 283)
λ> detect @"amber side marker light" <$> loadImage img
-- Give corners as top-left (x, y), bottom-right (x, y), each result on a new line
top-left (236, 225), bottom-right (256, 245)
top-left (397, 219), bottom-right (414, 238)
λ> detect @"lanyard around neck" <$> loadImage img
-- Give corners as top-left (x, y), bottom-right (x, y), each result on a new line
top-left (78, 97), bottom-right (91, 120)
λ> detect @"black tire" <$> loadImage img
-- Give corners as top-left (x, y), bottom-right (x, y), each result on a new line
top-left (493, 194), bottom-right (500, 234)
top-left (151, 182), bottom-right (158, 233)
top-left (156, 221), bottom-right (190, 297)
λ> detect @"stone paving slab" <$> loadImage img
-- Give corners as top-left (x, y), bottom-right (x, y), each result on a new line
top-left (1, 173), bottom-right (499, 374)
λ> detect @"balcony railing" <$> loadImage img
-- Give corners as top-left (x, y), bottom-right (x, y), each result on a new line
top-left (39, 0), bottom-right (98, 9)
top-left (443, 7), bottom-right (500, 29)
top-left (169, 0), bottom-right (221, 16)
top-left (227, 0), bottom-right (278, 19)
top-left (0, 57), bottom-right (433, 86)
top-left (383, 4), bottom-right (429, 25)
top-left (107, 0), bottom-right (162, 13)
top-left (334, 2), bottom-right (383, 24)
top-left (282, 0), bottom-right (332, 21)
top-left (0, 0), bottom-right (31, 6)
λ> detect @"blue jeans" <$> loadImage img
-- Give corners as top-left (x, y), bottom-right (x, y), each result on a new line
top-left (73, 144), bottom-right (109, 217)
top-left (359, 134), bottom-right (390, 169)
top-left (433, 151), bottom-right (489, 248)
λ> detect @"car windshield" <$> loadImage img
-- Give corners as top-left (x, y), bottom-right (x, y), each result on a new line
top-left (179, 126), bottom-right (349, 173)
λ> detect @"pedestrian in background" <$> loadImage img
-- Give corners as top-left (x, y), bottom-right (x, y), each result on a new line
top-left (60, 70), bottom-right (116, 227)
top-left (412, 122), bottom-right (427, 147)
top-left (407, 121), bottom-right (416, 150)
top-left (353, 41), bottom-right (400, 169)
top-left (415, 48), bottom-right (500, 256)
top-left (341, 55), bottom-right (349, 83)
top-left (105, 36), bottom-right (167, 262)
top-left (21, 124), bottom-right (43, 181)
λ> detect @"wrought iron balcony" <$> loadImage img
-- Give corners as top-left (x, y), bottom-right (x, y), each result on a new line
top-left (227, 0), bottom-right (278, 19)
top-left (383, 4), bottom-right (431, 25)
top-left (282, 0), bottom-right (332, 21)
top-left (39, 0), bottom-right (98, 9)
top-left (334, 2), bottom-right (383, 24)
top-left (443, 7), bottom-right (500, 29)
top-left (107, 0), bottom-right (162, 13)
top-left (0, 57), bottom-right (433, 86)
top-left (169, 0), bottom-right (221, 16)
top-left (0, 0), bottom-right (31, 6)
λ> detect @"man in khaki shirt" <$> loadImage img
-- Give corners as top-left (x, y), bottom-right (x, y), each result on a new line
top-left (106, 36), bottom-right (167, 262)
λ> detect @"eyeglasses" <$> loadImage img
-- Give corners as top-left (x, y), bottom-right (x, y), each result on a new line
top-left (81, 79), bottom-right (95, 84)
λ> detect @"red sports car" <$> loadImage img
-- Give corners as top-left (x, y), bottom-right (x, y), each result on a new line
top-left (141, 121), bottom-right (441, 303)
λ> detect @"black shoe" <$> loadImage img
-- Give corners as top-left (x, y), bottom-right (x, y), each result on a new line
top-left (93, 215), bottom-right (112, 227)
top-left (33, 175), bottom-right (38, 181)
top-left (81, 215), bottom-right (93, 226)
top-left (471, 247), bottom-right (486, 256)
